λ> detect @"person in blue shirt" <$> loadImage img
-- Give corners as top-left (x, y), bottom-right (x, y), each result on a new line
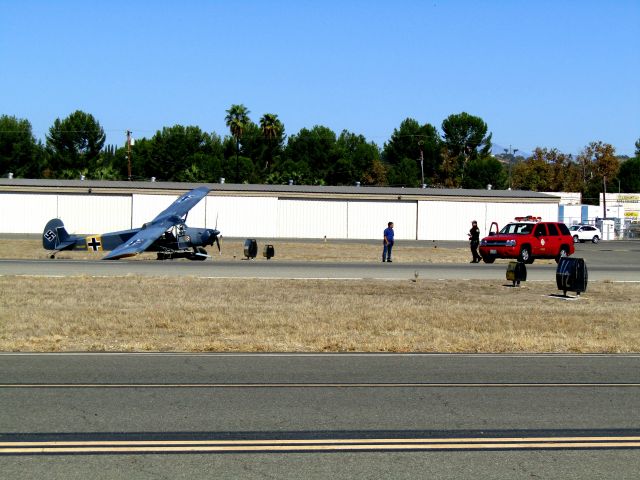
top-left (382, 222), bottom-right (394, 262)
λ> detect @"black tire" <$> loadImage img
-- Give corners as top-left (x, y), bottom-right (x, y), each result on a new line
top-left (519, 246), bottom-right (532, 264)
top-left (482, 256), bottom-right (495, 264)
top-left (555, 245), bottom-right (570, 263)
top-left (573, 235), bottom-right (579, 243)
top-left (592, 235), bottom-right (599, 244)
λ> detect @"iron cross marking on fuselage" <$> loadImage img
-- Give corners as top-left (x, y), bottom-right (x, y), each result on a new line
top-left (87, 237), bottom-right (102, 251)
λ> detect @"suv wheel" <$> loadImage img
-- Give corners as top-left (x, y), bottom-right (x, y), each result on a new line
top-left (519, 246), bottom-right (532, 264)
top-left (592, 235), bottom-right (599, 244)
top-left (573, 235), bottom-right (580, 243)
top-left (482, 256), bottom-right (495, 264)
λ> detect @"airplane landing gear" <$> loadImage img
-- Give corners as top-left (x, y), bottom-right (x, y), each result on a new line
top-left (190, 246), bottom-right (208, 260)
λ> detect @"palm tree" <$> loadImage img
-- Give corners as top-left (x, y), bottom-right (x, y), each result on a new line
top-left (259, 113), bottom-right (283, 171)
top-left (225, 104), bottom-right (250, 182)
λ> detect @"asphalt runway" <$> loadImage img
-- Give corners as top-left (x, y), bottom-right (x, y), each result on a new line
top-left (1, 353), bottom-right (639, 479)
top-left (1, 243), bottom-right (638, 477)
top-left (1, 240), bottom-right (639, 281)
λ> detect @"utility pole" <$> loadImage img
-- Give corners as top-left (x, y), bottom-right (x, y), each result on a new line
top-left (418, 140), bottom-right (425, 187)
top-left (603, 175), bottom-right (607, 219)
top-left (126, 130), bottom-right (132, 181)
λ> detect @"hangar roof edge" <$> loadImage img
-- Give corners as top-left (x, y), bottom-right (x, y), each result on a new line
top-left (0, 179), bottom-right (559, 202)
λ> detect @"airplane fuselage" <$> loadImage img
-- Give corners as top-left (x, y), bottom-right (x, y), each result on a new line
top-left (80, 226), bottom-right (217, 254)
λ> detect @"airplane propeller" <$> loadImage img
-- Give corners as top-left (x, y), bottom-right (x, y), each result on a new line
top-left (204, 228), bottom-right (222, 254)
top-left (214, 212), bottom-right (221, 255)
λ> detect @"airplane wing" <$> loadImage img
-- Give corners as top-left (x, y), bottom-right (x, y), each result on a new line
top-left (102, 220), bottom-right (175, 260)
top-left (151, 186), bottom-right (210, 223)
top-left (103, 186), bottom-right (211, 260)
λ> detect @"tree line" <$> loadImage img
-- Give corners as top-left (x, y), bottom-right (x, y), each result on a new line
top-left (1, 107), bottom-right (638, 203)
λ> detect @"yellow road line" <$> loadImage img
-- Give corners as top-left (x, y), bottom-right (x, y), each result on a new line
top-left (2, 436), bottom-right (640, 447)
top-left (2, 438), bottom-right (640, 454)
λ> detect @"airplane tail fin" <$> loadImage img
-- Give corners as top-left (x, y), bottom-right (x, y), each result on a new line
top-left (43, 219), bottom-right (77, 251)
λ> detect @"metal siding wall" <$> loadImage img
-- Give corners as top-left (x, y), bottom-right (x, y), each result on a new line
top-left (485, 202), bottom-right (558, 232)
top-left (132, 194), bottom-right (206, 229)
top-left (1, 191), bottom-right (562, 240)
top-left (277, 199), bottom-right (347, 238)
top-left (348, 201), bottom-right (417, 240)
top-left (206, 196), bottom-right (277, 237)
top-left (560, 205), bottom-right (583, 225)
top-left (57, 195), bottom-right (132, 234)
top-left (419, 201), bottom-right (559, 240)
top-left (1, 193), bottom-right (58, 233)
top-left (418, 201), bottom-right (486, 241)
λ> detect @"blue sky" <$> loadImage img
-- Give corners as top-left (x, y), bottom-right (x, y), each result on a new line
top-left (1, 1), bottom-right (639, 156)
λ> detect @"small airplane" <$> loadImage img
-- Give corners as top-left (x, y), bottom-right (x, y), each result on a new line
top-left (43, 186), bottom-right (221, 260)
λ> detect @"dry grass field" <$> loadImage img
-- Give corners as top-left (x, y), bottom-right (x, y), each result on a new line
top-left (1, 276), bottom-right (638, 353)
top-left (0, 238), bottom-right (637, 352)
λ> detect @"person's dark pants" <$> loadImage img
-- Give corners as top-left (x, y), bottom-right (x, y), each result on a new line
top-left (470, 241), bottom-right (481, 262)
top-left (382, 242), bottom-right (393, 261)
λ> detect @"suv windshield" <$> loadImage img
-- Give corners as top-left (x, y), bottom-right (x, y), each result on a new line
top-left (499, 223), bottom-right (534, 234)
top-left (569, 225), bottom-right (579, 231)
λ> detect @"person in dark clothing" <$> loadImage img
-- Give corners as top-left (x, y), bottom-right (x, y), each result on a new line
top-left (468, 220), bottom-right (482, 263)
top-left (382, 222), bottom-right (394, 262)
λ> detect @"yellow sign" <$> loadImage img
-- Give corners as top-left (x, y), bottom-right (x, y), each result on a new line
top-left (617, 195), bottom-right (640, 202)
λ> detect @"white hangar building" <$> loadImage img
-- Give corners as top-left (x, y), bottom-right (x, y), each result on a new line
top-left (0, 179), bottom-right (561, 241)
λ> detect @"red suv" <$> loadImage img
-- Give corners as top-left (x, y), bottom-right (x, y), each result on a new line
top-left (479, 217), bottom-right (575, 264)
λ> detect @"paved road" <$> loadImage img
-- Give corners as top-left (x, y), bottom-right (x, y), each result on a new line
top-left (1, 240), bottom-right (639, 281)
top-left (1, 353), bottom-right (639, 479)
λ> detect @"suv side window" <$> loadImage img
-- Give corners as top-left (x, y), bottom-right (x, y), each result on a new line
top-left (534, 224), bottom-right (547, 237)
top-left (547, 223), bottom-right (559, 236)
top-left (558, 223), bottom-right (570, 235)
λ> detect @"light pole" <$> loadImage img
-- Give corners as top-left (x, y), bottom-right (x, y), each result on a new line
top-left (504, 145), bottom-right (518, 189)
